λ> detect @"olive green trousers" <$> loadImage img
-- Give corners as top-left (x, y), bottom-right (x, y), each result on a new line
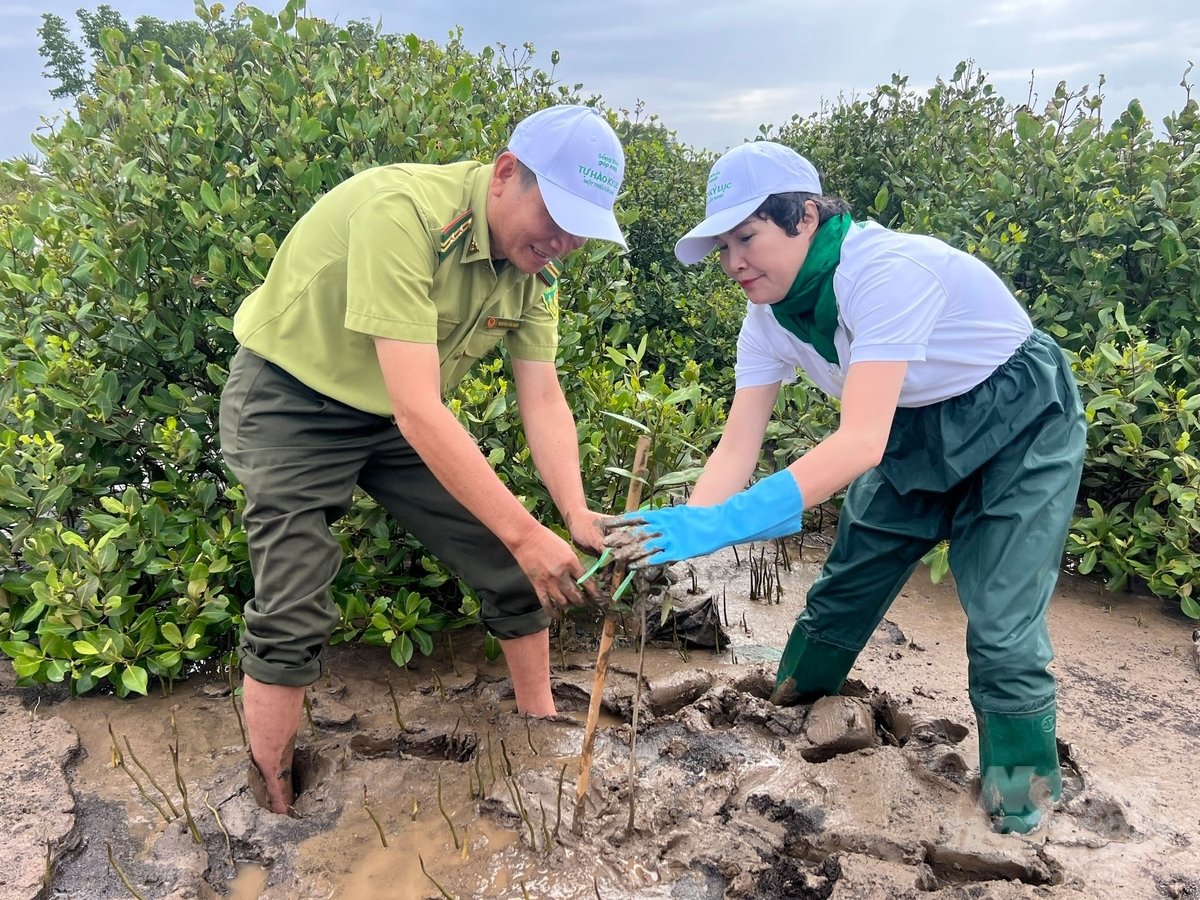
top-left (219, 348), bottom-right (548, 687)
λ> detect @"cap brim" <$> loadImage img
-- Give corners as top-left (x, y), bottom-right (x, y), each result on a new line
top-left (673, 196), bottom-right (766, 265)
top-left (538, 178), bottom-right (628, 250)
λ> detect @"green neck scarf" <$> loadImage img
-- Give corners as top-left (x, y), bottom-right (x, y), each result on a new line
top-left (771, 213), bottom-right (852, 365)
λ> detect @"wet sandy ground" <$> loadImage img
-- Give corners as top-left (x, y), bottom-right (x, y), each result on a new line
top-left (3, 538), bottom-right (1199, 899)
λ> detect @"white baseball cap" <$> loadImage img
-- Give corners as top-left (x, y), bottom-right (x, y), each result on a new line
top-left (508, 105), bottom-right (628, 249)
top-left (675, 141), bottom-right (822, 265)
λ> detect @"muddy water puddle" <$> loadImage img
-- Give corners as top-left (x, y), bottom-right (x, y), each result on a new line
top-left (17, 542), bottom-right (1200, 899)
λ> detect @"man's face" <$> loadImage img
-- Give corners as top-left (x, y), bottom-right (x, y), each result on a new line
top-left (488, 154), bottom-right (586, 274)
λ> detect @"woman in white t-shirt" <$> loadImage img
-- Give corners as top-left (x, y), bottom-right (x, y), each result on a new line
top-left (605, 142), bottom-right (1085, 834)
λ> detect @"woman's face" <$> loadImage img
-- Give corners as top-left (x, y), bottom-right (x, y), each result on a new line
top-left (716, 204), bottom-right (817, 304)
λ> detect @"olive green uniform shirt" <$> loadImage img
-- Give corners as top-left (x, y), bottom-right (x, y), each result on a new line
top-left (233, 161), bottom-right (561, 417)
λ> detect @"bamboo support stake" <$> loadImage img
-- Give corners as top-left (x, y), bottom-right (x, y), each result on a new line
top-left (572, 435), bottom-right (651, 836)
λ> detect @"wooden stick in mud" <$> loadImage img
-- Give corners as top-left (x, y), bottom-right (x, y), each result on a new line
top-left (572, 435), bottom-right (651, 836)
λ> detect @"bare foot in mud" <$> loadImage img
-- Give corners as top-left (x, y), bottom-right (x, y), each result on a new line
top-left (247, 756), bottom-right (296, 816)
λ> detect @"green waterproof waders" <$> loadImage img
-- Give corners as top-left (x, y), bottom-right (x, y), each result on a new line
top-left (977, 704), bottom-right (1063, 833)
top-left (771, 331), bottom-right (1084, 833)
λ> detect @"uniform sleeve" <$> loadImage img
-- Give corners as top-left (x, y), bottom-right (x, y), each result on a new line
top-left (842, 252), bottom-right (947, 365)
top-left (735, 304), bottom-right (797, 389)
top-left (506, 274), bottom-right (560, 362)
top-left (344, 190), bottom-right (440, 342)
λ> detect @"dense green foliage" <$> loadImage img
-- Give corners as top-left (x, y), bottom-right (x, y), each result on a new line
top-left (1, 5), bottom-right (1197, 695)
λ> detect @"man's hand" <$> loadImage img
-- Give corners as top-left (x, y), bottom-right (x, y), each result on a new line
top-left (563, 506), bottom-right (605, 555)
top-left (511, 522), bottom-right (599, 616)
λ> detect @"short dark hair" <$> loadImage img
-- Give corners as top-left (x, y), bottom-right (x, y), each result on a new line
top-left (754, 192), bottom-right (851, 236)
top-left (501, 151), bottom-right (539, 188)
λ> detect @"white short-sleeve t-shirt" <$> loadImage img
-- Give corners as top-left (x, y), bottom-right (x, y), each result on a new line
top-left (734, 221), bottom-right (1033, 407)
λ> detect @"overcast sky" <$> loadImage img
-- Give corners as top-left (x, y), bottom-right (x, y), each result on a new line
top-left (1, 1), bottom-right (1198, 160)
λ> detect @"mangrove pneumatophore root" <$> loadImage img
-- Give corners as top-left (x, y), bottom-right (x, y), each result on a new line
top-left (107, 725), bottom-right (174, 823)
top-left (169, 738), bottom-right (203, 844)
top-left (203, 792), bottom-right (234, 866)
top-left (106, 843), bottom-right (146, 900)
top-left (363, 787), bottom-right (388, 848)
top-left (436, 769), bottom-right (460, 850)
top-left (385, 671), bottom-right (405, 730)
top-left (418, 854), bottom-right (455, 900)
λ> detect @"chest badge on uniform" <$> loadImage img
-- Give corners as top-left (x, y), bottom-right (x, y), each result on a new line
top-left (487, 316), bottom-right (523, 330)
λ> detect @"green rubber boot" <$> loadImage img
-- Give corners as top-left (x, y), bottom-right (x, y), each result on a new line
top-left (976, 705), bottom-right (1062, 834)
top-left (769, 627), bottom-right (860, 706)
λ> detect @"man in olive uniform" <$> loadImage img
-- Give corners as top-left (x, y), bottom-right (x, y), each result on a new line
top-left (219, 105), bottom-right (627, 813)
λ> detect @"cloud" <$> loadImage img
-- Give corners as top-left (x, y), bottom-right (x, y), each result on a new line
top-left (989, 62), bottom-right (1098, 81)
top-left (971, 0), bottom-right (1058, 27)
top-left (1033, 21), bottom-right (1147, 43)
top-left (0, 5), bottom-right (45, 18)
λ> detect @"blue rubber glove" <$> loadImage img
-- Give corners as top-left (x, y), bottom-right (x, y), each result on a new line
top-left (612, 470), bottom-right (804, 566)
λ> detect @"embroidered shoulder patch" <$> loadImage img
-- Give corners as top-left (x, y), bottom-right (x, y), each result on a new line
top-left (438, 209), bottom-right (473, 261)
top-left (537, 260), bottom-right (560, 316)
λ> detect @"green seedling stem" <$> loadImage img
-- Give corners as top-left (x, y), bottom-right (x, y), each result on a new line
top-left (431, 670), bottom-right (447, 702)
top-left (525, 719), bottom-right (539, 756)
top-left (611, 568), bottom-right (636, 603)
top-left (576, 547), bottom-right (612, 584)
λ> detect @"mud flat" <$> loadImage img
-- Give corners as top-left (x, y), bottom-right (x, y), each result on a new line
top-left (2, 540), bottom-right (1198, 899)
